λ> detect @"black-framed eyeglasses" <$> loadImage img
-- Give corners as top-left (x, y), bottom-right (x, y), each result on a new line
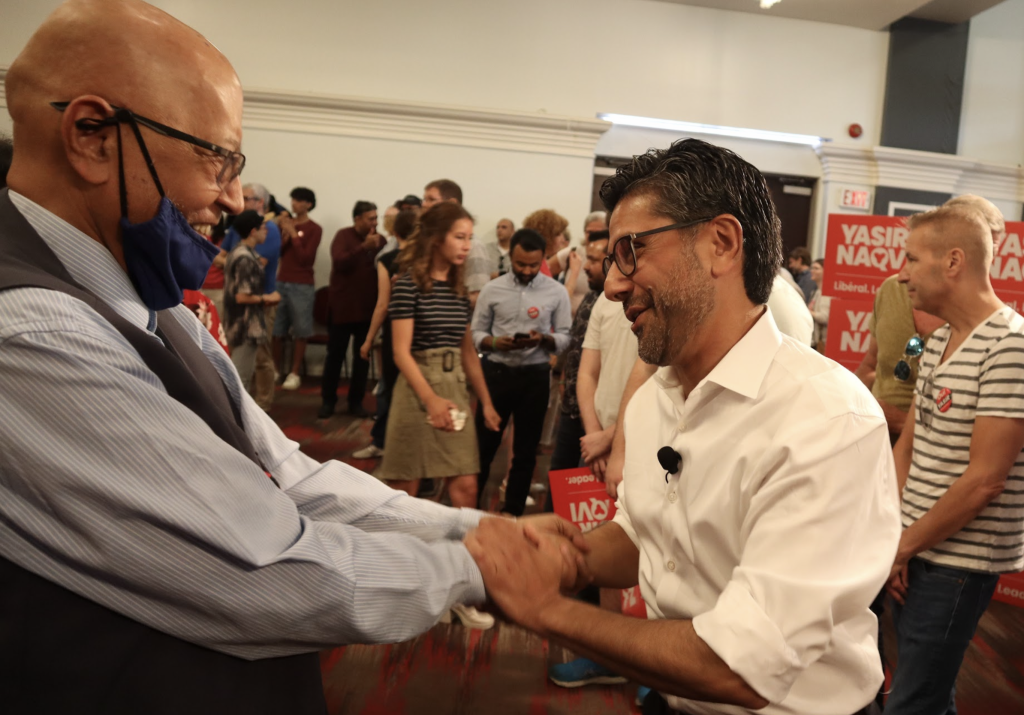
top-left (603, 217), bottom-right (714, 277)
top-left (50, 101), bottom-right (245, 188)
top-left (893, 334), bottom-right (925, 382)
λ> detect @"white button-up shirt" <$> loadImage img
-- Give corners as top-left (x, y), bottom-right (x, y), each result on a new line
top-left (614, 308), bottom-right (901, 715)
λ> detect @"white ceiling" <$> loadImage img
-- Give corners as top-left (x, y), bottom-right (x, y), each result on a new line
top-left (655, 0), bottom-right (1009, 31)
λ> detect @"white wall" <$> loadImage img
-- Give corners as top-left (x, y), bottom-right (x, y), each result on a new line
top-left (240, 127), bottom-right (596, 285)
top-left (0, 0), bottom-right (896, 274)
top-left (1, 0), bottom-right (891, 146)
top-left (960, 0), bottom-right (1024, 166)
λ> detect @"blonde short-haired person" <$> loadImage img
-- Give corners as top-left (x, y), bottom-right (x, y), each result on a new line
top-left (884, 206), bottom-right (1024, 714)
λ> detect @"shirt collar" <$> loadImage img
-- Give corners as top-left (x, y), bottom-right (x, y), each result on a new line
top-left (9, 190), bottom-right (155, 332)
top-left (653, 306), bottom-right (782, 401)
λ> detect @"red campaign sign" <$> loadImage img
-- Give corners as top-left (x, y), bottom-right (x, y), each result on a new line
top-left (823, 298), bottom-right (875, 371)
top-left (991, 226), bottom-right (1024, 312)
top-left (992, 572), bottom-right (1024, 609)
top-left (824, 214), bottom-right (1024, 310)
top-left (823, 215), bottom-right (907, 300)
top-left (548, 467), bottom-right (646, 618)
top-left (548, 467), bottom-right (617, 533)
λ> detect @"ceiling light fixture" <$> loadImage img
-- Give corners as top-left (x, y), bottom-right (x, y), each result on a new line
top-left (760, 0), bottom-right (782, 8)
top-left (597, 113), bottom-right (828, 147)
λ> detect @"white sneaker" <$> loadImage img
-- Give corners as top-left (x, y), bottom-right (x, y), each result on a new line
top-left (352, 444), bottom-right (384, 459)
top-left (449, 604), bottom-right (495, 629)
top-left (281, 372), bottom-right (302, 390)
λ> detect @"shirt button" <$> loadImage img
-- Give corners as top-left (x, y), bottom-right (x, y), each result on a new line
top-left (668, 491), bottom-right (677, 503)
top-left (667, 561), bottom-right (676, 572)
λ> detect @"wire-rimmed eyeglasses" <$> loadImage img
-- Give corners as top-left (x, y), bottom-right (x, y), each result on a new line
top-left (50, 101), bottom-right (245, 188)
top-left (893, 334), bottom-right (925, 382)
top-left (603, 217), bottom-right (714, 277)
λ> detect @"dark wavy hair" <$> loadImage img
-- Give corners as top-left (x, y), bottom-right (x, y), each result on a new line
top-left (398, 202), bottom-right (473, 297)
top-left (599, 138), bottom-right (781, 305)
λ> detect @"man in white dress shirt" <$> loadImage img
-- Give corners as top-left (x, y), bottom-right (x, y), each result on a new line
top-left (468, 139), bottom-right (901, 715)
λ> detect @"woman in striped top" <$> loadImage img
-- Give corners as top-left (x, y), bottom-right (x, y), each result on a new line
top-left (379, 202), bottom-right (501, 508)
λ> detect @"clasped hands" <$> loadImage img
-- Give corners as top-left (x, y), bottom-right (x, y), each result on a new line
top-left (464, 514), bottom-right (591, 633)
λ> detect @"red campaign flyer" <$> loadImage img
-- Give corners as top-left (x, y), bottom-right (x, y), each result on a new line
top-left (822, 216), bottom-right (1024, 370)
top-left (823, 213), bottom-right (1024, 309)
top-left (992, 572), bottom-right (1024, 609)
top-left (548, 467), bottom-right (646, 618)
top-left (823, 298), bottom-right (875, 371)
top-left (822, 215), bottom-right (907, 300)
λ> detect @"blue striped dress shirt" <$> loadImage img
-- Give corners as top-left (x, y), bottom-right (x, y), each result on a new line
top-left (0, 191), bottom-right (486, 659)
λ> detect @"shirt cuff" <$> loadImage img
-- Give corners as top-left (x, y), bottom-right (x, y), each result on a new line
top-left (453, 542), bottom-right (488, 606)
top-left (454, 507), bottom-right (486, 538)
top-left (691, 580), bottom-right (802, 705)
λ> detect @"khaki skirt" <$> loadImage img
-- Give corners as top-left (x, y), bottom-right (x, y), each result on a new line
top-left (378, 348), bottom-right (480, 481)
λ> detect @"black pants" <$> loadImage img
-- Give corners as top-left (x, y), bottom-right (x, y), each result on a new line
top-left (475, 362), bottom-right (550, 516)
top-left (320, 321), bottom-right (371, 409)
top-left (642, 691), bottom-right (881, 715)
top-left (544, 412), bottom-right (585, 513)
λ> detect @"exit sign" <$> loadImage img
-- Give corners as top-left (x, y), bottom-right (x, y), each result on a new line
top-left (840, 189), bottom-right (871, 210)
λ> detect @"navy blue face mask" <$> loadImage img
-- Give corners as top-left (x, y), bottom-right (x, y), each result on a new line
top-left (110, 110), bottom-right (220, 311)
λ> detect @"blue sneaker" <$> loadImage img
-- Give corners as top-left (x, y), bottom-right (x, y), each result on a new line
top-left (548, 657), bottom-right (628, 688)
top-left (635, 685), bottom-right (652, 706)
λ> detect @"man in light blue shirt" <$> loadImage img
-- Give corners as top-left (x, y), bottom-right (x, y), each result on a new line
top-left (472, 228), bottom-right (572, 514)
top-left (0, 2), bottom-right (580, 710)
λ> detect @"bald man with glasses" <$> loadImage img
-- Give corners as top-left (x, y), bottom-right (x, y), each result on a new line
top-left (0, 2), bottom-right (587, 711)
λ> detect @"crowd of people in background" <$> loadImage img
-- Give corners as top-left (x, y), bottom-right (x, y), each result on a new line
top-left (177, 167), bottom-right (851, 638)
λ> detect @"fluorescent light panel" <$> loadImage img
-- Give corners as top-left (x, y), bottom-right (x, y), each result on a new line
top-left (597, 113), bottom-right (828, 147)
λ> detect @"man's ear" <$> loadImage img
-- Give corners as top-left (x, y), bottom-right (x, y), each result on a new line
top-left (60, 95), bottom-right (117, 186)
top-left (706, 214), bottom-right (744, 279)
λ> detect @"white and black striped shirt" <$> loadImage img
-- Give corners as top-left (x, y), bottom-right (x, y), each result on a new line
top-left (389, 275), bottom-right (470, 351)
top-left (904, 306), bottom-right (1024, 573)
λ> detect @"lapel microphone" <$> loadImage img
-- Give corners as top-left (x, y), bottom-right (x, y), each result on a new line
top-left (657, 446), bottom-right (683, 484)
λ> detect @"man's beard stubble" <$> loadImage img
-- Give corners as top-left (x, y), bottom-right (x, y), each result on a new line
top-left (631, 249), bottom-right (715, 366)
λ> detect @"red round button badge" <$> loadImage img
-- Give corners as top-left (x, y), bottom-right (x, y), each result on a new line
top-left (527, 306), bottom-right (539, 319)
top-left (935, 387), bottom-right (953, 413)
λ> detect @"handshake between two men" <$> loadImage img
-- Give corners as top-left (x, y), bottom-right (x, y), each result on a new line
top-left (460, 514), bottom-right (771, 711)
top-left (463, 514), bottom-right (596, 634)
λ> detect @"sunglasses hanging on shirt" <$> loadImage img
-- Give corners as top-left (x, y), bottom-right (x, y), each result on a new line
top-left (893, 334), bottom-right (925, 382)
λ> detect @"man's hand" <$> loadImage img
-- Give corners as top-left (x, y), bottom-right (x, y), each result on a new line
top-left (590, 454), bottom-right (609, 483)
top-left (482, 404), bottom-right (502, 431)
top-left (518, 513), bottom-right (589, 555)
top-left (517, 330), bottom-right (544, 349)
top-left (493, 335), bottom-right (519, 352)
top-left (886, 558), bottom-right (910, 605)
top-left (580, 428), bottom-right (614, 464)
top-left (359, 339), bottom-right (373, 361)
top-left (466, 519), bottom-right (582, 629)
top-left (363, 230), bottom-right (381, 251)
top-left (604, 456), bottom-right (623, 498)
top-left (279, 216), bottom-right (297, 244)
top-left (262, 291), bottom-right (281, 306)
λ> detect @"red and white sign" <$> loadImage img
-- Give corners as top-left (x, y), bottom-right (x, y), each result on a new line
top-left (822, 215), bottom-right (907, 300)
top-left (824, 214), bottom-right (1024, 309)
top-left (823, 298), bottom-right (875, 371)
top-left (839, 189), bottom-right (871, 210)
top-left (548, 467), bottom-right (646, 618)
top-left (992, 572), bottom-right (1024, 609)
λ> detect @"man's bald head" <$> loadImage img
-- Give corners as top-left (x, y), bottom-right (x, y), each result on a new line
top-left (6, 0), bottom-right (239, 136)
top-left (5, 0), bottom-right (244, 261)
top-left (906, 206), bottom-right (993, 278)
